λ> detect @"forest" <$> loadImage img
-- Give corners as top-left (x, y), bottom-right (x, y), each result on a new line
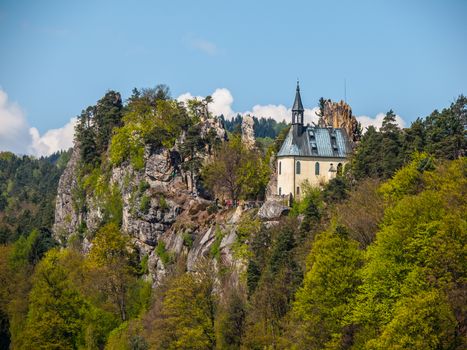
top-left (0, 87), bottom-right (465, 350)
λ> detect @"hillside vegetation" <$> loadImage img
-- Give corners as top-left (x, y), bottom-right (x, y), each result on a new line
top-left (0, 89), bottom-right (465, 349)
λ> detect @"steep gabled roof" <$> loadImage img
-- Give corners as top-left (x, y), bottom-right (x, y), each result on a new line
top-left (277, 126), bottom-right (352, 158)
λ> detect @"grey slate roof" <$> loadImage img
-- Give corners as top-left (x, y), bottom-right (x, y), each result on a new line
top-left (277, 126), bottom-right (352, 158)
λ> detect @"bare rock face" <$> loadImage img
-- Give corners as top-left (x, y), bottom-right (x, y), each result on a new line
top-left (320, 99), bottom-right (360, 143)
top-left (258, 199), bottom-right (290, 221)
top-left (200, 114), bottom-right (227, 142)
top-left (53, 146), bottom-right (81, 243)
top-left (241, 114), bottom-right (256, 149)
top-left (52, 115), bottom-right (253, 287)
top-left (265, 154), bottom-right (278, 200)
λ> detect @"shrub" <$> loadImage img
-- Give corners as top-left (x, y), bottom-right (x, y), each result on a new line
top-left (182, 232), bottom-right (194, 248)
top-left (158, 196), bottom-right (168, 211)
top-left (155, 241), bottom-right (172, 265)
top-left (140, 195), bottom-right (150, 214)
top-left (210, 226), bottom-right (224, 260)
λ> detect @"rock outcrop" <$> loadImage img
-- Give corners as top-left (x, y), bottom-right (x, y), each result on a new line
top-left (319, 99), bottom-right (360, 143)
top-left (53, 146), bottom-right (81, 242)
top-left (241, 114), bottom-right (256, 149)
top-left (53, 115), bottom-right (249, 287)
top-left (257, 199), bottom-right (289, 221)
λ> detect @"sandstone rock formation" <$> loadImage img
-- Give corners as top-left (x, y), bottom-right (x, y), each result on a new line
top-left (241, 114), bottom-right (256, 149)
top-left (257, 199), bottom-right (290, 221)
top-left (319, 99), bottom-right (361, 143)
top-left (53, 114), bottom-right (246, 287)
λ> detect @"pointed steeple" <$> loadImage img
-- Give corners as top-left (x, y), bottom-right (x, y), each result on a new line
top-left (292, 81), bottom-right (304, 134)
top-left (292, 80), bottom-right (304, 112)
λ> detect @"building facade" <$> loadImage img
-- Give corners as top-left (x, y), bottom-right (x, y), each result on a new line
top-left (277, 83), bottom-right (352, 198)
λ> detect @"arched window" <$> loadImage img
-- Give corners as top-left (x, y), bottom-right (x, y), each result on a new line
top-left (296, 161), bottom-right (301, 174)
top-left (337, 163), bottom-right (343, 176)
top-left (279, 161), bottom-right (282, 175)
top-left (296, 186), bottom-right (300, 195)
top-left (315, 162), bottom-right (320, 175)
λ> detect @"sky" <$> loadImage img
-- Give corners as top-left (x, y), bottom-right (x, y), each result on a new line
top-left (0, 0), bottom-right (466, 156)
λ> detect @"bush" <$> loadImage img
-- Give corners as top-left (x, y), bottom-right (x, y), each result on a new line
top-left (158, 196), bottom-right (168, 211)
top-left (155, 241), bottom-right (172, 265)
top-left (210, 227), bottom-right (224, 260)
top-left (182, 232), bottom-right (193, 248)
top-left (139, 195), bottom-right (150, 215)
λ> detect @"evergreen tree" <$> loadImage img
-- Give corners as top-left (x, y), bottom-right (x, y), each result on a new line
top-left (380, 110), bottom-right (403, 177)
top-left (94, 91), bottom-right (123, 154)
top-left (351, 125), bottom-right (384, 179)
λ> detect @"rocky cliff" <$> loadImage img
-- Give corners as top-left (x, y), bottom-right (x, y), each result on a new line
top-left (52, 115), bottom-right (283, 286)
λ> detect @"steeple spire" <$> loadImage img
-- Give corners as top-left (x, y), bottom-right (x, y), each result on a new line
top-left (292, 80), bottom-right (304, 112)
top-left (292, 81), bottom-right (304, 137)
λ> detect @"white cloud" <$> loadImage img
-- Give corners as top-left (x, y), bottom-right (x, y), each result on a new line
top-left (356, 112), bottom-right (405, 131)
top-left (0, 88), bottom-right (75, 157)
top-left (177, 88), bottom-right (321, 124)
top-left (1, 86), bottom-right (407, 157)
top-left (210, 88), bottom-right (235, 119)
top-left (29, 117), bottom-right (76, 157)
top-left (245, 104), bottom-right (320, 124)
top-left (0, 89), bottom-right (31, 154)
top-left (177, 88), bottom-right (235, 119)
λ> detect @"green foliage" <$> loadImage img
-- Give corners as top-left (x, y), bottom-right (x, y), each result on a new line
top-left (139, 254), bottom-right (149, 275)
top-left (209, 226), bottom-right (224, 260)
top-left (287, 225), bottom-right (363, 349)
top-left (367, 289), bottom-right (457, 349)
top-left (379, 152), bottom-right (432, 201)
top-left (75, 91), bottom-right (124, 165)
top-left (201, 135), bottom-right (270, 201)
top-left (155, 241), bottom-right (172, 266)
top-left (0, 152), bottom-right (66, 243)
top-left (179, 123), bottom-right (206, 191)
top-left (147, 269), bottom-right (216, 350)
top-left (352, 95), bottom-right (467, 180)
top-left (87, 223), bottom-right (138, 321)
top-left (8, 228), bottom-right (57, 270)
top-left (182, 232), bottom-right (194, 248)
top-left (215, 290), bottom-right (246, 350)
top-left (22, 249), bottom-right (88, 349)
top-left (351, 158), bottom-right (466, 348)
top-left (221, 114), bottom-right (288, 139)
top-left (110, 97), bottom-right (191, 169)
top-left (138, 180), bottom-right (149, 193)
top-left (233, 212), bottom-right (260, 260)
top-left (158, 196), bottom-right (168, 211)
top-left (139, 195), bottom-right (150, 214)
top-left (104, 185), bottom-right (123, 226)
top-left (322, 176), bottom-right (349, 204)
top-left (243, 219), bottom-right (302, 348)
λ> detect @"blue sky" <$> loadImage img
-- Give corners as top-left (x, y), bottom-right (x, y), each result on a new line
top-left (0, 0), bottom-right (466, 155)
